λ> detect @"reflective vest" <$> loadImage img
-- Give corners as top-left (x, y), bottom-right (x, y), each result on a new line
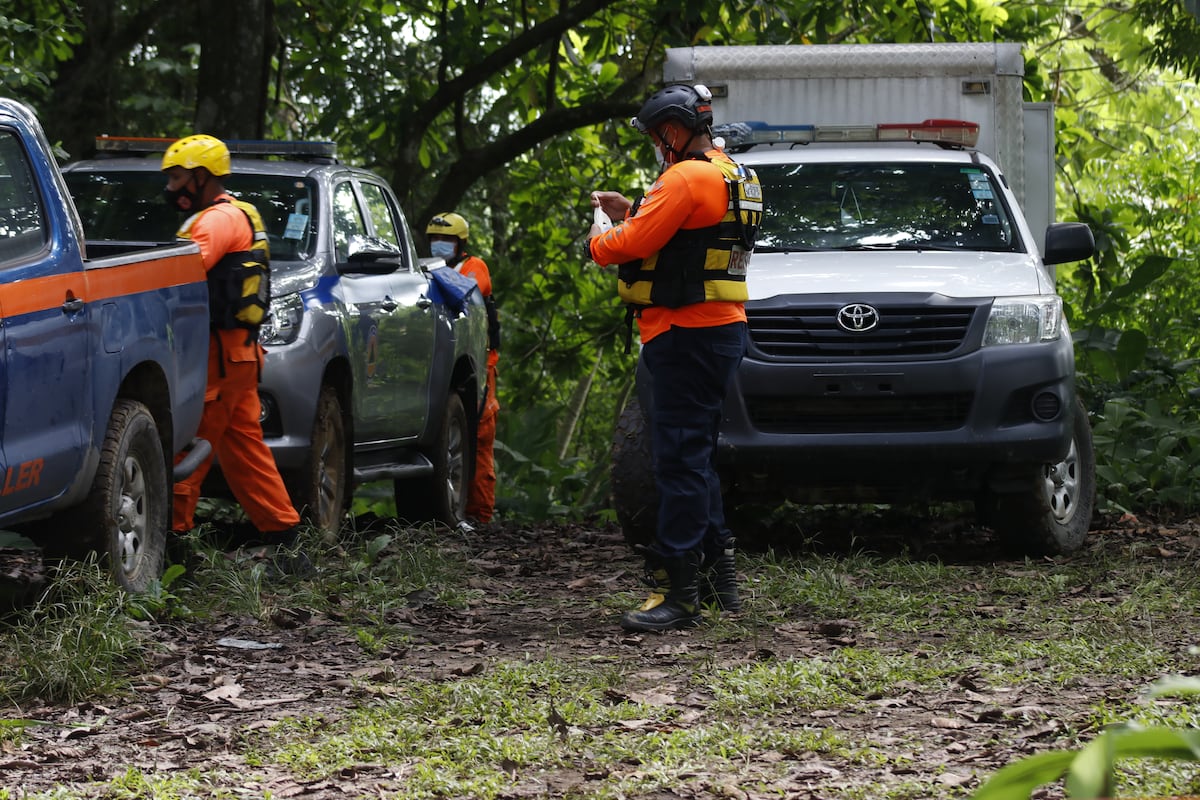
top-left (617, 156), bottom-right (762, 308)
top-left (180, 198), bottom-right (271, 342)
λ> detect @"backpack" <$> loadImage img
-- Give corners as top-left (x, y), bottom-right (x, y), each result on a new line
top-left (208, 198), bottom-right (270, 341)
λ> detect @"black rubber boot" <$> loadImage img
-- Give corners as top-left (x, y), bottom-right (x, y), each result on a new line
top-left (621, 550), bottom-right (701, 632)
top-left (700, 537), bottom-right (741, 612)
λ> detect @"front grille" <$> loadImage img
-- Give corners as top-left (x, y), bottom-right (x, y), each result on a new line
top-left (747, 301), bottom-right (979, 358)
top-left (746, 393), bottom-right (973, 434)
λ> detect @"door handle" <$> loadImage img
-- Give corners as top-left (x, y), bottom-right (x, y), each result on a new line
top-left (62, 296), bottom-right (84, 314)
top-left (416, 295), bottom-right (432, 310)
top-left (381, 296), bottom-right (398, 312)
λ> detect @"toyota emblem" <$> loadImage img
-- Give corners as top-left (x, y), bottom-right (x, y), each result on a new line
top-left (836, 303), bottom-right (880, 332)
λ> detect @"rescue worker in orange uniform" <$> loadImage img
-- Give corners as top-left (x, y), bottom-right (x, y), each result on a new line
top-left (427, 212), bottom-right (500, 524)
top-left (163, 135), bottom-right (305, 569)
top-left (587, 84), bottom-right (762, 631)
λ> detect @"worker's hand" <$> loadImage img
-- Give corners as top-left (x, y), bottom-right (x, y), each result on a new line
top-left (591, 191), bottom-right (631, 221)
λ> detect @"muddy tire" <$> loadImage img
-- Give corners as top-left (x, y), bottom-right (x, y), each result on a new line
top-left (986, 397), bottom-right (1096, 555)
top-left (611, 396), bottom-right (658, 550)
top-left (86, 399), bottom-right (169, 593)
top-left (286, 386), bottom-right (348, 533)
top-left (394, 392), bottom-right (470, 526)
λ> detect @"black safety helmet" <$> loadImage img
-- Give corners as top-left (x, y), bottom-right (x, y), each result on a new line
top-left (630, 84), bottom-right (714, 134)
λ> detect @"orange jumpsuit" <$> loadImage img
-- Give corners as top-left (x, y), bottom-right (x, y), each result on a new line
top-left (457, 254), bottom-right (499, 523)
top-left (171, 194), bottom-right (301, 535)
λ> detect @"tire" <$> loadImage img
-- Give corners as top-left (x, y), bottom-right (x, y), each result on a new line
top-left (285, 386), bottom-right (348, 533)
top-left (87, 399), bottom-right (169, 593)
top-left (394, 392), bottom-right (469, 525)
top-left (611, 396), bottom-right (658, 550)
top-left (988, 397), bottom-right (1096, 555)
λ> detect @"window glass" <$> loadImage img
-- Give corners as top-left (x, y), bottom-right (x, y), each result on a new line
top-left (361, 182), bottom-right (400, 245)
top-left (226, 175), bottom-right (317, 261)
top-left (0, 130), bottom-right (47, 265)
top-left (753, 162), bottom-right (1017, 253)
top-left (332, 181), bottom-right (365, 263)
top-left (63, 170), bottom-right (319, 262)
top-left (360, 180), bottom-right (412, 270)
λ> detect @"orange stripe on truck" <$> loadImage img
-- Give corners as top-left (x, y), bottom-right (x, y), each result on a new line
top-left (0, 252), bottom-right (205, 318)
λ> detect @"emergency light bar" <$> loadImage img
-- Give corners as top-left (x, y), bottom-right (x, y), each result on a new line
top-left (94, 136), bottom-right (339, 160)
top-left (714, 119), bottom-right (980, 150)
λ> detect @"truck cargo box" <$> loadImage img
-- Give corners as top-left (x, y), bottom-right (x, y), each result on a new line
top-left (663, 43), bottom-right (1054, 242)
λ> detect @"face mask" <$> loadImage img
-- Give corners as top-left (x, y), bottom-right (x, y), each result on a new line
top-left (163, 184), bottom-right (197, 212)
top-left (654, 144), bottom-right (667, 168)
top-left (430, 240), bottom-right (457, 260)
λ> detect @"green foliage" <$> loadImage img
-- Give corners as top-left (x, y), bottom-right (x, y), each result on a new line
top-left (973, 720), bottom-right (1200, 799)
top-left (0, 8), bottom-right (82, 102)
top-left (1089, 396), bottom-right (1200, 512)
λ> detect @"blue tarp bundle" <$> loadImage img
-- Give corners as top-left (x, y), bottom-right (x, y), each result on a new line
top-left (427, 266), bottom-right (479, 316)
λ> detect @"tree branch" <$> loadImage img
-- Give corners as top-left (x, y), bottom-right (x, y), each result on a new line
top-left (416, 94), bottom-right (646, 226)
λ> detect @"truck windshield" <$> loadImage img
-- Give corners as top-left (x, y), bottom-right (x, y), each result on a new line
top-left (751, 162), bottom-right (1019, 254)
top-left (64, 171), bottom-right (318, 262)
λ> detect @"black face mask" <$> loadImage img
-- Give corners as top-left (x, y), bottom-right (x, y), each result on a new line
top-left (164, 169), bottom-right (207, 212)
top-left (163, 184), bottom-right (198, 212)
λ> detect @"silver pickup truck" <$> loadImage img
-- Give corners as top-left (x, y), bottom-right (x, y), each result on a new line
top-left (63, 139), bottom-right (489, 531)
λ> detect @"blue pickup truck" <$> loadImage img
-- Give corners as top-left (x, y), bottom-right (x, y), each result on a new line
top-left (0, 98), bottom-right (209, 591)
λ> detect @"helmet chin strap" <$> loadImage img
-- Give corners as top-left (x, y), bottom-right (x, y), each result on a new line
top-left (653, 127), bottom-right (704, 166)
top-left (654, 128), bottom-right (687, 165)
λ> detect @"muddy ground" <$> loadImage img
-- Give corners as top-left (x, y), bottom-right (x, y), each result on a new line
top-left (2, 510), bottom-right (1198, 798)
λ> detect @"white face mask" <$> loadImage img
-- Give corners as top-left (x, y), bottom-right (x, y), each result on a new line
top-left (430, 240), bottom-right (457, 260)
top-left (654, 144), bottom-right (667, 168)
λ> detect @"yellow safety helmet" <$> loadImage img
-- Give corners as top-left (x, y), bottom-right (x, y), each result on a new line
top-left (426, 212), bottom-right (469, 242)
top-left (161, 134), bottom-right (231, 176)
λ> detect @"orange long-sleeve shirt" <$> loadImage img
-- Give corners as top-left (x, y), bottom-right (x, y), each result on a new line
top-left (589, 149), bottom-right (747, 343)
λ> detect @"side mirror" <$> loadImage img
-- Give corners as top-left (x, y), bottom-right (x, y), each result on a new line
top-left (337, 234), bottom-right (403, 275)
top-left (1043, 222), bottom-right (1095, 266)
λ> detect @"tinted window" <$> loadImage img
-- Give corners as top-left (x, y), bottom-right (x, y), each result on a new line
top-left (754, 162), bottom-right (1018, 253)
top-left (0, 130), bottom-right (47, 265)
top-left (64, 170), bottom-right (318, 261)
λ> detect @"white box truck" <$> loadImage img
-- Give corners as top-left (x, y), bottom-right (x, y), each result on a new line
top-left (610, 43), bottom-right (1098, 555)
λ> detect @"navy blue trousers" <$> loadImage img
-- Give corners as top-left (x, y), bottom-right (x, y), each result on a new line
top-left (641, 322), bottom-right (747, 556)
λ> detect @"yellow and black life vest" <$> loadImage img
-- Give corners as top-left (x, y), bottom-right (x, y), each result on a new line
top-left (617, 156), bottom-right (763, 309)
top-left (180, 198), bottom-right (271, 343)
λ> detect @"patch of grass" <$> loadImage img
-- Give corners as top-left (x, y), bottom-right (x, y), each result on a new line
top-left (706, 648), bottom-right (950, 715)
top-left (18, 766), bottom-right (254, 800)
top-left (250, 658), bottom-right (854, 799)
top-left (0, 557), bottom-right (149, 704)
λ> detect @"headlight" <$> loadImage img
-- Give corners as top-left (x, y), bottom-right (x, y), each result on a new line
top-left (260, 293), bottom-right (303, 346)
top-left (983, 295), bottom-right (1063, 346)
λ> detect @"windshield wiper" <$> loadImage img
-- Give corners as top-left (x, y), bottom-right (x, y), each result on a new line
top-left (839, 242), bottom-right (962, 252)
top-left (754, 245), bottom-right (821, 253)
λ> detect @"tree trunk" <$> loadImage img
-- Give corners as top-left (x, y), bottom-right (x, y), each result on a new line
top-left (194, 0), bottom-right (273, 138)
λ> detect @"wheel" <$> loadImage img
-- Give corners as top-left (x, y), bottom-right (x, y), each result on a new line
top-left (394, 392), bottom-right (469, 525)
top-left (285, 386), bottom-right (348, 533)
top-left (86, 399), bottom-right (169, 592)
top-left (611, 395), bottom-right (657, 550)
top-left (987, 397), bottom-right (1096, 555)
